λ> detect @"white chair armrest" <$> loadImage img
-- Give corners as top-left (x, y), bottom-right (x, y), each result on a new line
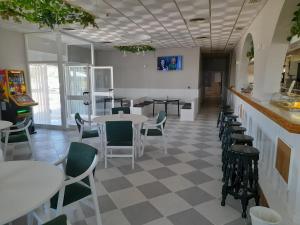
top-left (53, 152), bottom-right (69, 166)
top-left (5, 120), bottom-right (32, 133)
top-left (10, 118), bottom-right (27, 128)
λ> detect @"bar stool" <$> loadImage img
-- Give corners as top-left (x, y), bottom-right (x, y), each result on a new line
top-left (221, 145), bottom-right (260, 218)
top-left (221, 125), bottom-right (246, 151)
top-left (222, 133), bottom-right (253, 174)
top-left (219, 115), bottom-right (239, 140)
top-left (217, 105), bottom-right (232, 127)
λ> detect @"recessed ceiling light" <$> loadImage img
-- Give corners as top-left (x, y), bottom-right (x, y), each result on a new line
top-left (123, 34), bottom-right (151, 41)
top-left (62, 27), bottom-right (76, 31)
top-left (98, 41), bottom-right (112, 44)
top-left (189, 17), bottom-right (206, 22)
top-left (235, 27), bottom-right (244, 31)
top-left (195, 36), bottom-right (209, 39)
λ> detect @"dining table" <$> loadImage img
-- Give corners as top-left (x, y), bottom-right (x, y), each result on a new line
top-left (0, 161), bottom-right (64, 225)
top-left (0, 120), bottom-right (12, 160)
top-left (152, 98), bottom-right (180, 117)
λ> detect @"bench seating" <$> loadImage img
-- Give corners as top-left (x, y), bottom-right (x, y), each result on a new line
top-left (180, 99), bottom-right (197, 121)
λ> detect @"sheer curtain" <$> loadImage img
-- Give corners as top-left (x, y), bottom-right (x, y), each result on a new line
top-left (30, 64), bottom-right (61, 125)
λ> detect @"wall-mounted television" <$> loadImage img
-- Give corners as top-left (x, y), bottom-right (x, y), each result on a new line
top-left (157, 56), bottom-right (182, 71)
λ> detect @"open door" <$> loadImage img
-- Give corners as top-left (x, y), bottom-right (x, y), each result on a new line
top-left (65, 64), bottom-right (91, 126)
top-left (91, 66), bottom-right (114, 116)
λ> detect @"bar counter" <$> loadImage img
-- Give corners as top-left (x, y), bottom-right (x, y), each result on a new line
top-left (228, 88), bottom-right (300, 225)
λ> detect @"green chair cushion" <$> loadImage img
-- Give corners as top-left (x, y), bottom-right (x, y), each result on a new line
top-left (1, 131), bottom-right (28, 143)
top-left (43, 215), bottom-right (67, 225)
top-left (50, 182), bottom-right (91, 209)
top-left (82, 129), bottom-right (99, 139)
top-left (141, 129), bottom-right (162, 136)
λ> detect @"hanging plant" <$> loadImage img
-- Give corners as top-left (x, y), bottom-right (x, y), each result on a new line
top-left (114, 45), bottom-right (155, 54)
top-left (0, 0), bottom-right (98, 30)
top-left (246, 41), bottom-right (254, 62)
top-left (287, 3), bottom-right (300, 41)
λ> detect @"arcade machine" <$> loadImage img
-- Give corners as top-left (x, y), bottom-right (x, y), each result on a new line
top-left (0, 70), bottom-right (38, 133)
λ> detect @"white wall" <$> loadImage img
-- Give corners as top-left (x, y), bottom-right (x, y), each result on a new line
top-left (0, 28), bottom-right (27, 72)
top-left (68, 45), bottom-right (91, 64)
top-left (96, 47), bottom-right (200, 90)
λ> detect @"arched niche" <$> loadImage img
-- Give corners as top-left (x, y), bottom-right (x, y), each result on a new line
top-left (262, 1), bottom-right (299, 96)
top-left (238, 33), bottom-right (254, 94)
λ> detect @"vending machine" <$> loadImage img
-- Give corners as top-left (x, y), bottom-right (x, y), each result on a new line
top-left (0, 70), bottom-right (38, 132)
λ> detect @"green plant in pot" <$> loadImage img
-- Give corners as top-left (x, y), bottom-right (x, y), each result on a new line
top-left (287, 3), bottom-right (300, 42)
top-left (0, 0), bottom-right (98, 29)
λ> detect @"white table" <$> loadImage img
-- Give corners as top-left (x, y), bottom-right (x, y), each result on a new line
top-left (0, 120), bottom-right (12, 161)
top-left (0, 161), bottom-right (64, 225)
top-left (93, 114), bottom-right (148, 125)
top-left (93, 114), bottom-right (148, 157)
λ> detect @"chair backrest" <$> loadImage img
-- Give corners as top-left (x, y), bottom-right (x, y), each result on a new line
top-left (105, 121), bottom-right (133, 143)
top-left (111, 107), bottom-right (130, 114)
top-left (74, 113), bottom-right (83, 132)
top-left (43, 215), bottom-right (68, 225)
top-left (156, 111), bottom-right (167, 128)
top-left (65, 142), bottom-right (98, 184)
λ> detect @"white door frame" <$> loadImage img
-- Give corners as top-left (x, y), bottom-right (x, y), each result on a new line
top-left (91, 66), bottom-right (114, 116)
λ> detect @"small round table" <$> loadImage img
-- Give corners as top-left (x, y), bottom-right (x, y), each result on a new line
top-left (0, 120), bottom-right (12, 160)
top-left (0, 161), bottom-right (64, 224)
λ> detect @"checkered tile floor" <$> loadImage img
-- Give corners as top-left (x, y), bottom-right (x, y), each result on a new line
top-left (9, 103), bottom-right (252, 225)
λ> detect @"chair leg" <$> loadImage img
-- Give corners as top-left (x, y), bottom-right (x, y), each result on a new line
top-left (141, 134), bottom-right (146, 156)
top-left (26, 129), bottom-right (35, 160)
top-left (104, 147), bottom-right (108, 168)
top-left (89, 175), bottom-right (103, 225)
top-left (3, 131), bottom-right (9, 160)
top-left (162, 134), bottom-right (167, 154)
top-left (132, 146), bottom-right (135, 169)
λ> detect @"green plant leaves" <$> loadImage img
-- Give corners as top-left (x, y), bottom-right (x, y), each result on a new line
top-left (114, 45), bottom-right (155, 53)
top-left (0, 0), bottom-right (98, 29)
top-left (288, 3), bottom-right (300, 41)
top-left (246, 41), bottom-right (254, 62)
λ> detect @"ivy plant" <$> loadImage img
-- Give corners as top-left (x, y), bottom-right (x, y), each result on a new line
top-left (288, 3), bottom-right (300, 41)
top-left (0, 0), bottom-right (98, 29)
top-left (114, 45), bottom-right (155, 53)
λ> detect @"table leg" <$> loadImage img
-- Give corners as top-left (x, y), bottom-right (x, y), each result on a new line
top-left (121, 99), bottom-right (123, 107)
top-left (153, 102), bottom-right (155, 117)
top-left (177, 100), bottom-right (180, 117)
top-left (165, 102), bottom-right (168, 115)
top-left (104, 99), bottom-right (106, 115)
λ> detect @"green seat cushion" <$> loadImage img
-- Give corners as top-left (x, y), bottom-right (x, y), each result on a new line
top-left (1, 131), bottom-right (28, 143)
top-left (82, 129), bottom-right (99, 139)
top-left (107, 140), bottom-right (133, 146)
top-left (43, 215), bottom-right (67, 225)
top-left (141, 129), bottom-right (162, 136)
top-left (50, 182), bottom-right (91, 209)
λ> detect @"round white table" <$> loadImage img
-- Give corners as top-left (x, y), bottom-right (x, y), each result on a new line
top-left (0, 120), bottom-right (12, 161)
top-left (0, 161), bottom-right (64, 224)
top-left (93, 114), bottom-right (148, 125)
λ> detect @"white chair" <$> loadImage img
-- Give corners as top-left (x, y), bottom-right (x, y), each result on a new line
top-left (74, 113), bottom-right (100, 142)
top-left (140, 111), bottom-right (167, 156)
top-left (104, 121), bottom-right (135, 169)
top-left (1, 119), bottom-right (33, 160)
top-left (32, 142), bottom-right (102, 225)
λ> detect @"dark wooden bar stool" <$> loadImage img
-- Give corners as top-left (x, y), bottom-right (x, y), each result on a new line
top-left (219, 115), bottom-right (239, 140)
top-left (221, 126), bottom-right (246, 151)
top-left (221, 145), bottom-right (260, 218)
top-left (217, 105), bottom-right (232, 127)
top-left (222, 133), bottom-right (253, 174)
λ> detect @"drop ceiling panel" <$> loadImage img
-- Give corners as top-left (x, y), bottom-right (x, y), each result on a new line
top-left (0, 0), bottom-right (269, 51)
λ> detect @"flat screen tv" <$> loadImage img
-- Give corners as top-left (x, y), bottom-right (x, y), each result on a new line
top-left (157, 56), bottom-right (182, 71)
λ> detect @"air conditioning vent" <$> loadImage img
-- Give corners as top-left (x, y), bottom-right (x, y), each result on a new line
top-left (248, 0), bottom-right (261, 4)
